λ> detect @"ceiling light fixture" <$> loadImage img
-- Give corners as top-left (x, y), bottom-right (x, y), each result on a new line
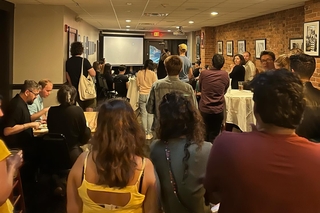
top-left (126, 20), bottom-right (131, 23)
top-left (167, 30), bottom-right (171, 32)
top-left (126, 25), bottom-right (130, 28)
top-left (211, 12), bottom-right (218, 15)
top-left (126, 2), bottom-right (132, 6)
top-left (176, 26), bottom-right (180, 28)
top-left (189, 21), bottom-right (194, 24)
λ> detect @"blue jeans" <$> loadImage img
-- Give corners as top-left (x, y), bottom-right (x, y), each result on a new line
top-left (139, 94), bottom-right (154, 134)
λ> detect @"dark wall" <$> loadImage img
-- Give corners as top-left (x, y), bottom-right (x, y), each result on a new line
top-left (0, 0), bottom-right (14, 108)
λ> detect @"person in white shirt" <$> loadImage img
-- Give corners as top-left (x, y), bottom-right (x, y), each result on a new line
top-left (242, 51), bottom-right (256, 81)
top-left (28, 79), bottom-right (52, 122)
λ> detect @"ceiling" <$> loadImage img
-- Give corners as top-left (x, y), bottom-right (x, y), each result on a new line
top-left (7, 0), bottom-right (306, 32)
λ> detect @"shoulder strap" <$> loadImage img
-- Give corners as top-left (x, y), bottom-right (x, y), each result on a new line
top-left (137, 158), bottom-right (145, 193)
top-left (80, 58), bottom-right (84, 75)
top-left (81, 151), bottom-right (90, 181)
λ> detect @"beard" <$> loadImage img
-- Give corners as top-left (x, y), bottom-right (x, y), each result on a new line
top-left (27, 100), bottom-right (34, 105)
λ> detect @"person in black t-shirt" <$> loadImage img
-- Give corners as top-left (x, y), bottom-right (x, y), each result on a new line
top-left (66, 42), bottom-right (96, 111)
top-left (3, 80), bottom-right (41, 158)
top-left (113, 65), bottom-right (129, 98)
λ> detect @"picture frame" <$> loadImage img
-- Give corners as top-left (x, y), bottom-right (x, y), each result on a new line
top-left (237, 40), bottom-right (246, 54)
top-left (255, 39), bottom-right (266, 59)
top-left (303, 21), bottom-right (319, 56)
top-left (67, 26), bottom-right (78, 58)
top-left (217, 41), bottom-right (223, 54)
top-left (289, 38), bottom-right (303, 50)
top-left (226, 40), bottom-right (233, 56)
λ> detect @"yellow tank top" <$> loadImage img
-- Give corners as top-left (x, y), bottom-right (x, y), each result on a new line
top-left (0, 140), bottom-right (13, 213)
top-left (78, 152), bottom-right (146, 213)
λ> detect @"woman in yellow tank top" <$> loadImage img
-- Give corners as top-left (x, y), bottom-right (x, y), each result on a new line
top-left (67, 99), bottom-right (159, 213)
top-left (0, 139), bottom-right (23, 213)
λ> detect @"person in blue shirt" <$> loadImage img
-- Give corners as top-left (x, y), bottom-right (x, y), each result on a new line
top-left (28, 79), bottom-right (53, 122)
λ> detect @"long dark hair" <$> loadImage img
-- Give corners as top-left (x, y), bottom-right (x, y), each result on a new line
top-left (156, 91), bottom-right (205, 180)
top-left (91, 99), bottom-right (145, 188)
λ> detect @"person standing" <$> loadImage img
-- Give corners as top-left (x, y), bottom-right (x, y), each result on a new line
top-left (199, 54), bottom-right (229, 142)
top-left (204, 70), bottom-right (320, 212)
top-left (157, 49), bottom-right (170, 80)
top-left (229, 54), bottom-right (245, 89)
top-left (178, 43), bottom-right (193, 83)
top-left (136, 59), bottom-right (157, 139)
top-left (66, 41), bottom-right (96, 111)
top-left (242, 51), bottom-right (256, 81)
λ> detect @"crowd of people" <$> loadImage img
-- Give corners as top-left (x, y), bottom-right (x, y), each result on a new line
top-left (0, 41), bottom-right (320, 213)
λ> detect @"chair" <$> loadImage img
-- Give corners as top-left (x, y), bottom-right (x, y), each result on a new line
top-left (37, 133), bottom-right (72, 173)
top-left (97, 75), bottom-right (116, 100)
top-left (36, 133), bottom-right (72, 197)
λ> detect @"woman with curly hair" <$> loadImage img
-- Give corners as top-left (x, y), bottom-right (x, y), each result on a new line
top-left (150, 91), bottom-right (212, 213)
top-left (67, 99), bottom-right (158, 213)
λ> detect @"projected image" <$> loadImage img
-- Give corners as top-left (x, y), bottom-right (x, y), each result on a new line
top-left (149, 45), bottom-right (161, 63)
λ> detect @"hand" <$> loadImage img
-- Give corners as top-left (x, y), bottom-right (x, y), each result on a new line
top-left (31, 122), bottom-right (41, 129)
top-left (7, 150), bottom-right (23, 170)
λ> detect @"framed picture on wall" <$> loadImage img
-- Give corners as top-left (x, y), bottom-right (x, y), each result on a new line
top-left (303, 21), bottom-right (319, 56)
top-left (237, 40), bottom-right (246, 54)
top-left (226, 40), bottom-right (233, 56)
top-left (217, 41), bottom-right (223, 54)
top-left (289, 38), bottom-right (303, 50)
top-left (255, 39), bottom-right (266, 59)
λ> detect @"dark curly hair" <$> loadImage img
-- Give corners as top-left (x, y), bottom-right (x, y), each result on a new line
top-left (290, 53), bottom-right (316, 79)
top-left (70, 41), bottom-right (84, 56)
top-left (91, 99), bottom-right (145, 188)
top-left (233, 54), bottom-right (246, 66)
top-left (251, 69), bottom-right (305, 129)
top-left (156, 91), bottom-right (205, 180)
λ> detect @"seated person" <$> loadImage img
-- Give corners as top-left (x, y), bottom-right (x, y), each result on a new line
top-left (47, 85), bottom-right (91, 164)
top-left (28, 79), bottom-right (53, 123)
top-left (113, 65), bottom-right (129, 98)
top-left (67, 99), bottom-right (158, 213)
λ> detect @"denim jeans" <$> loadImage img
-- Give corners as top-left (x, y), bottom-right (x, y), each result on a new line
top-left (139, 94), bottom-right (154, 134)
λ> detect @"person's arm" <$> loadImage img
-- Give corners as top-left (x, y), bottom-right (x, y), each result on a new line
top-left (88, 68), bottom-right (96, 77)
top-left (67, 152), bottom-right (86, 213)
top-left (66, 72), bottom-right (72, 85)
top-left (143, 159), bottom-right (159, 213)
top-left (188, 67), bottom-right (193, 81)
top-left (30, 107), bottom-right (49, 122)
top-left (4, 122), bottom-right (40, 136)
top-left (146, 86), bottom-right (156, 114)
top-left (0, 148), bottom-right (23, 205)
top-left (126, 82), bottom-right (129, 89)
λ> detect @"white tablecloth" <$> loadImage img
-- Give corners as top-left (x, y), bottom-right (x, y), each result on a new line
top-left (126, 78), bottom-right (139, 111)
top-left (225, 89), bottom-right (256, 132)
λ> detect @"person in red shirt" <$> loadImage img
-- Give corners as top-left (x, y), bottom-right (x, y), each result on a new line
top-left (204, 69), bottom-right (320, 213)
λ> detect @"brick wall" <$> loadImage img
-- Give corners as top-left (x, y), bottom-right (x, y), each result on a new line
top-left (201, 6), bottom-right (304, 71)
top-left (305, 0), bottom-right (320, 87)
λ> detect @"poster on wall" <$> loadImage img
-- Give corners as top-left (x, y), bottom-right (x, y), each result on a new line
top-left (303, 21), bottom-right (319, 56)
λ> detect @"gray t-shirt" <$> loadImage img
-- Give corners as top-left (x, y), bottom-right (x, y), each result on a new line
top-left (179, 56), bottom-right (192, 82)
top-left (150, 138), bottom-right (212, 213)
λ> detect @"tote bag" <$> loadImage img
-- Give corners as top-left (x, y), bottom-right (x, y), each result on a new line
top-left (78, 58), bottom-right (96, 101)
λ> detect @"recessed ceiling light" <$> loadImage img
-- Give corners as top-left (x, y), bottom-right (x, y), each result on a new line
top-left (126, 29), bottom-right (130, 31)
top-left (176, 26), bottom-right (180, 28)
top-left (211, 12), bottom-right (218, 15)
top-left (126, 2), bottom-right (132, 6)
top-left (189, 21), bottom-right (194, 24)
top-left (126, 19), bottom-right (131, 23)
top-left (126, 25), bottom-right (130, 28)
top-left (167, 30), bottom-right (171, 32)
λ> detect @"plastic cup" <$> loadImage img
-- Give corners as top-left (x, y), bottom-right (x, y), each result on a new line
top-left (238, 81), bottom-right (244, 91)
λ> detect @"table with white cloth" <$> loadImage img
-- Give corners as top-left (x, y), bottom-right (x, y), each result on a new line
top-left (225, 89), bottom-right (256, 132)
top-left (126, 77), bottom-right (139, 111)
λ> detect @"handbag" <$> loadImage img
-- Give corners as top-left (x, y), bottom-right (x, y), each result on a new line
top-left (78, 58), bottom-right (96, 101)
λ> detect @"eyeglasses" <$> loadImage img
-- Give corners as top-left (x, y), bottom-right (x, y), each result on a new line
top-left (260, 59), bottom-right (273, 63)
top-left (28, 90), bottom-right (39, 96)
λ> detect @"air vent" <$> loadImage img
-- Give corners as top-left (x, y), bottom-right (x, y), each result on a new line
top-left (144, 13), bottom-right (169, 17)
top-left (138, 23), bottom-right (155, 26)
